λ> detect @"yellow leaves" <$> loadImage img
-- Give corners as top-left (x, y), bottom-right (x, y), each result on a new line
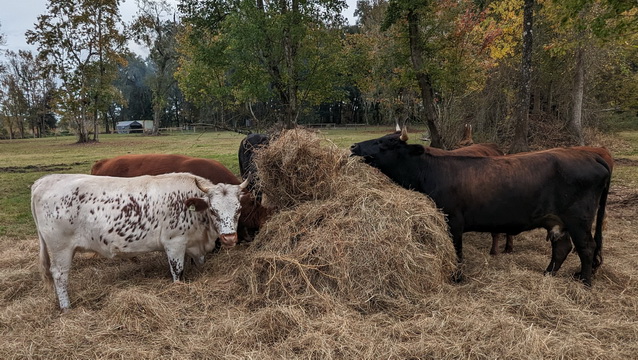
top-left (480, 0), bottom-right (524, 61)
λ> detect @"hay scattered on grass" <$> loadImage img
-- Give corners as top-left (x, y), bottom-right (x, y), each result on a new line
top-left (2, 128), bottom-right (638, 358)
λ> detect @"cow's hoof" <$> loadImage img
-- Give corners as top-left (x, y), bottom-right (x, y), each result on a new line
top-left (572, 272), bottom-right (592, 287)
top-left (450, 271), bottom-right (464, 283)
top-left (503, 247), bottom-right (513, 254)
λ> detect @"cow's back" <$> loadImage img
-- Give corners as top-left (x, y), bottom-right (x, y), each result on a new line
top-left (32, 173), bottom-right (214, 256)
top-left (572, 146), bottom-right (614, 172)
top-left (424, 143), bottom-right (504, 157)
top-left (91, 154), bottom-right (239, 184)
top-left (92, 153), bottom-right (270, 241)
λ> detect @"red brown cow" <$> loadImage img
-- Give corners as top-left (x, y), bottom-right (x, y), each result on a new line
top-left (91, 154), bottom-right (271, 243)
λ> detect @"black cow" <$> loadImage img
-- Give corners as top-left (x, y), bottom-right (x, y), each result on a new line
top-left (350, 128), bottom-right (611, 286)
top-left (238, 133), bottom-right (270, 202)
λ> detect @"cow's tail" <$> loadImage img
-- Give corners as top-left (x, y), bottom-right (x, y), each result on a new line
top-left (31, 184), bottom-right (53, 288)
top-left (593, 160), bottom-right (611, 270)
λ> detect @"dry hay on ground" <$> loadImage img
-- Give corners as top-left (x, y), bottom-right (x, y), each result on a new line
top-left (1, 128), bottom-right (638, 358)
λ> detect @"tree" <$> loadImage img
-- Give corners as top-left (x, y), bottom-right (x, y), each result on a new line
top-left (130, 0), bottom-right (179, 135)
top-left (509, 0), bottom-right (534, 153)
top-left (0, 50), bottom-right (57, 139)
top-left (178, 0), bottom-right (349, 129)
top-left (0, 22), bottom-right (6, 74)
top-left (111, 54), bottom-right (153, 127)
top-left (346, 0), bottom-right (417, 126)
top-left (26, 0), bottom-right (127, 143)
top-left (381, 0), bottom-right (499, 148)
top-left (540, 0), bottom-right (638, 144)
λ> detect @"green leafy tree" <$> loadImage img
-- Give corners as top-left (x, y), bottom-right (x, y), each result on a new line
top-left (540, 0), bottom-right (638, 144)
top-left (509, 0), bottom-right (534, 153)
top-left (130, 0), bottom-right (179, 134)
top-left (381, 0), bottom-right (499, 148)
top-left (26, 0), bottom-right (127, 143)
top-left (178, 0), bottom-right (348, 129)
top-left (0, 50), bottom-right (57, 139)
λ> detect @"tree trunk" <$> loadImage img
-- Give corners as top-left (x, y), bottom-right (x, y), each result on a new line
top-left (509, 0), bottom-right (534, 154)
top-left (92, 105), bottom-right (99, 142)
top-left (282, 0), bottom-right (298, 129)
top-left (153, 102), bottom-right (162, 135)
top-left (406, 10), bottom-right (443, 148)
top-left (570, 46), bottom-right (585, 146)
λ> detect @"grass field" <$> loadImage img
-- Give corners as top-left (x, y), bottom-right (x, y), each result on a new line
top-left (1, 126), bottom-right (637, 358)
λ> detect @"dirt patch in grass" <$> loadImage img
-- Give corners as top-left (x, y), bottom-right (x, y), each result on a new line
top-left (614, 157), bottom-right (638, 166)
top-left (0, 162), bottom-right (90, 173)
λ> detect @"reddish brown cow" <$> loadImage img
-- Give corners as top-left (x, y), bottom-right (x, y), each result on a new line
top-left (456, 123), bottom-right (474, 147)
top-left (91, 154), bottom-right (271, 243)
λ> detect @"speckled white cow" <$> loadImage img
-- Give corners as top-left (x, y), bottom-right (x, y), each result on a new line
top-left (31, 173), bottom-right (247, 310)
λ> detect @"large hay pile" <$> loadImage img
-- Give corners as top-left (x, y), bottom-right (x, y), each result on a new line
top-left (219, 128), bottom-right (456, 313)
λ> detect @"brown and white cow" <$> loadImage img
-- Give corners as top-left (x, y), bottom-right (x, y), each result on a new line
top-left (91, 154), bottom-right (271, 243)
top-left (31, 173), bottom-right (247, 310)
top-left (351, 128), bottom-right (612, 286)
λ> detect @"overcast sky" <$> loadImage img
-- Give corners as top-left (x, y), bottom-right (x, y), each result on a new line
top-left (0, 0), bottom-right (358, 57)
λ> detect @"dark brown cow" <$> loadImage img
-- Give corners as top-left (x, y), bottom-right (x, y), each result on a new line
top-left (91, 154), bottom-right (271, 243)
top-left (238, 133), bottom-right (270, 202)
top-left (487, 146), bottom-right (615, 255)
top-left (425, 143), bottom-right (513, 255)
top-left (351, 129), bottom-right (611, 286)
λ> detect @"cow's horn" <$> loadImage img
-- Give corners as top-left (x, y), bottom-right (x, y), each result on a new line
top-left (400, 127), bottom-right (408, 142)
top-left (239, 177), bottom-right (249, 190)
top-left (194, 178), bottom-right (210, 193)
top-left (395, 122), bottom-right (401, 132)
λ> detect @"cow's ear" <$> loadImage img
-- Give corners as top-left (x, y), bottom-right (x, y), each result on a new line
top-left (408, 144), bottom-right (425, 156)
top-left (185, 198), bottom-right (208, 212)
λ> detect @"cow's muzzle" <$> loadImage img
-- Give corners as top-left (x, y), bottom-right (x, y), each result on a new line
top-left (219, 233), bottom-right (238, 248)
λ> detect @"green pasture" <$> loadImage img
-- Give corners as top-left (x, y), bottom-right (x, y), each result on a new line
top-left (1, 126), bottom-right (636, 239)
top-left (0, 127), bottom-right (393, 239)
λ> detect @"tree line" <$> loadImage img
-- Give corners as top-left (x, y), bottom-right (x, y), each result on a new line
top-left (0, 0), bottom-right (637, 150)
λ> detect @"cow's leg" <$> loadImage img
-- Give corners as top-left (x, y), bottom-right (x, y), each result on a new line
top-left (49, 248), bottom-right (74, 311)
top-left (544, 233), bottom-right (572, 276)
top-left (504, 234), bottom-right (514, 253)
top-left (449, 220), bottom-right (464, 283)
top-left (569, 227), bottom-right (596, 286)
top-left (489, 233), bottom-right (501, 255)
top-left (164, 243), bottom-right (187, 282)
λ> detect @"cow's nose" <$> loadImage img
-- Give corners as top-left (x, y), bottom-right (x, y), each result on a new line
top-left (219, 233), bottom-right (238, 248)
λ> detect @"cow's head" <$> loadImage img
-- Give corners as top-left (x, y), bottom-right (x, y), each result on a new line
top-left (350, 127), bottom-right (424, 170)
top-left (186, 178), bottom-right (249, 248)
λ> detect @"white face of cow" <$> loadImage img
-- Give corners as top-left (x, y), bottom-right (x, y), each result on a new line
top-left (208, 184), bottom-right (244, 246)
top-left (189, 178), bottom-right (248, 248)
